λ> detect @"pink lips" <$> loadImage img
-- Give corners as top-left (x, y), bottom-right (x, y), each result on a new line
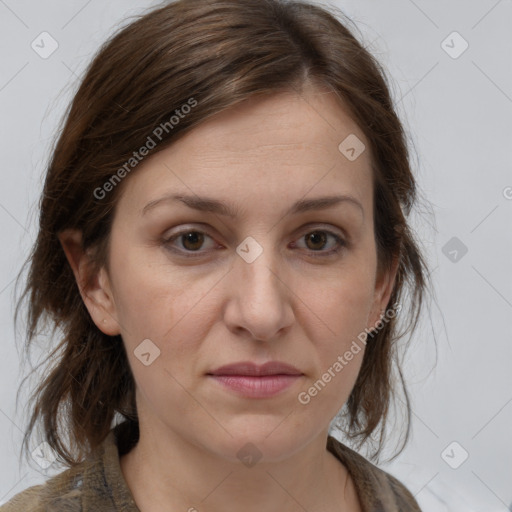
top-left (207, 361), bottom-right (303, 398)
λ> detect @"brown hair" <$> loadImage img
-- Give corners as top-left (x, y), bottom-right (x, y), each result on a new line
top-left (15, 0), bottom-right (432, 466)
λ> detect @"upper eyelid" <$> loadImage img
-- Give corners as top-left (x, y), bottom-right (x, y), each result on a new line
top-left (165, 223), bottom-right (346, 239)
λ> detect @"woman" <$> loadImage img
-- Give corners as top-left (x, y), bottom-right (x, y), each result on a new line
top-left (4, 0), bottom-right (430, 510)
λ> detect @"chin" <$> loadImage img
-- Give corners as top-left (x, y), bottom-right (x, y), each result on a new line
top-left (203, 420), bottom-right (317, 466)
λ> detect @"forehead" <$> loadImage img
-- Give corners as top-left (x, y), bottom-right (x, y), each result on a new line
top-left (117, 87), bottom-right (373, 217)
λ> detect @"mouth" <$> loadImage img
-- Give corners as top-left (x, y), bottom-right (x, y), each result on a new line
top-left (208, 361), bottom-right (303, 377)
top-left (206, 361), bottom-right (304, 398)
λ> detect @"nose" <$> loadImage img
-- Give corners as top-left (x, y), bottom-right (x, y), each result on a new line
top-left (223, 244), bottom-right (295, 342)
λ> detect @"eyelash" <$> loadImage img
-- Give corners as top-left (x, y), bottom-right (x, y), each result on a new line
top-left (162, 226), bottom-right (347, 259)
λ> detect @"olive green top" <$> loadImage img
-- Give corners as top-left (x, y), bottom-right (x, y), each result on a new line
top-left (1, 422), bottom-right (421, 511)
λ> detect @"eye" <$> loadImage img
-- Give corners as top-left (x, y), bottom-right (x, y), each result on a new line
top-left (161, 226), bottom-right (347, 259)
top-left (163, 229), bottom-right (218, 255)
top-left (291, 229), bottom-right (346, 257)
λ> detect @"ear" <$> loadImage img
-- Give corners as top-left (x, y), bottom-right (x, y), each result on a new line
top-left (58, 228), bottom-right (121, 336)
top-left (367, 253), bottom-right (400, 331)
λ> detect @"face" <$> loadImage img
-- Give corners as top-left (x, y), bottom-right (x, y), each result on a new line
top-left (66, 86), bottom-right (396, 463)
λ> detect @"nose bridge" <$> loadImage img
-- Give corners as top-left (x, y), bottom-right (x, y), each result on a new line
top-left (237, 238), bottom-right (282, 304)
top-left (227, 236), bottom-right (293, 340)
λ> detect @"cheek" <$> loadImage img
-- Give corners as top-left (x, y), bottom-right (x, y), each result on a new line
top-left (295, 282), bottom-right (371, 417)
top-left (293, 257), bottom-right (375, 401)
top-left (108, 241), bottom-right (190, 335)
top-left (108, 242), bottom-right (225, 372)
top-left (302, 262), bottom-right (375, 344)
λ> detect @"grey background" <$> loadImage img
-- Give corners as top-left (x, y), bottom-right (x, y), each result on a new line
top-left (0, 1), bottom-right (511, 510)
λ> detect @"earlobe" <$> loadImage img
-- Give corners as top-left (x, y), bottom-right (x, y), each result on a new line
top-left (58, 229), bottom-right (121, 336)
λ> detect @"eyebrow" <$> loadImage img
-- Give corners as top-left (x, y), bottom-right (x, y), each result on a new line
top-left (141, 193), bottom-right (364, 219)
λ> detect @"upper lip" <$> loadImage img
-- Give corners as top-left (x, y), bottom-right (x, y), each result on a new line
top-left (207, 361), bottom-right (303, 376)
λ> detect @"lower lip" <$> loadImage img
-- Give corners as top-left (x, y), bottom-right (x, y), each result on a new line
top-left (208, 374), bottom-right (302, 398)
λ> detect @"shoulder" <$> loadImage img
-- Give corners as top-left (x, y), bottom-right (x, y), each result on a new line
top-left (1, 423), bottom-right (139, 512)
top-left (0, 484), bottom-right (46, 512)
top-left (0, 432), bottom-right (113, 512)
top-left (327, 435), bottom-right (422, 511)
top-left (0, 466), bottom-right (84, 512)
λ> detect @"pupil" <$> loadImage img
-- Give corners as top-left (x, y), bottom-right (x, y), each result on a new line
top-left (307, 231), bottom-right (326, 250)
top-left (183, 232), bottom-right (203, 250)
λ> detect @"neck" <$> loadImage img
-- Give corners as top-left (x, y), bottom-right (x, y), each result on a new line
top-left (119, 419), bottom-right (359, 512)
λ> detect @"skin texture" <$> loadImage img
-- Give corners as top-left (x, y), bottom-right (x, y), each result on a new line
top-left (59, 85), bottom-right (398, 512)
